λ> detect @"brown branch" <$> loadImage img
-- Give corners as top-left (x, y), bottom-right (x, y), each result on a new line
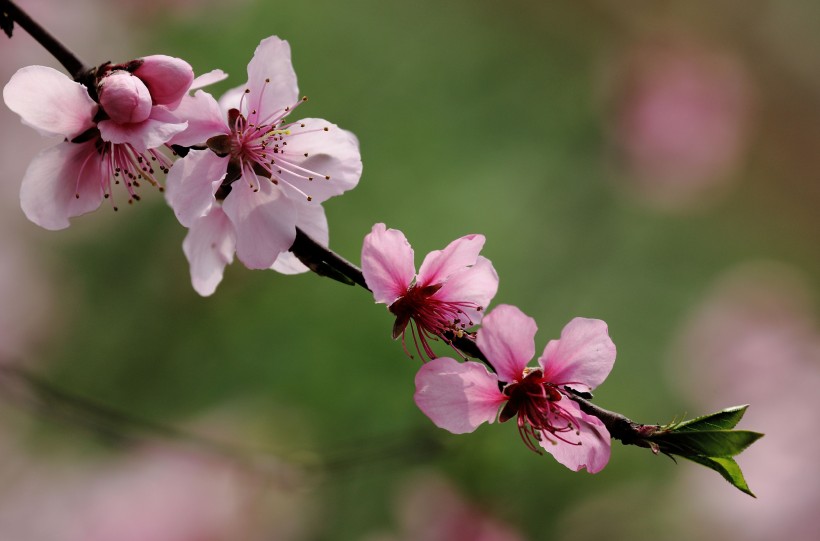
top-left (2, 0), bottom-right (90, 81)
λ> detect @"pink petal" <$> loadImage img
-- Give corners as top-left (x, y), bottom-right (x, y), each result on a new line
top-left (20, 141), bottom-right (104, 230)
top-left (183, 207), bottom-right (236, 296)
top-left (434, 256), bottom-right (499, 327)
top-left (222, 176), bottom-right (297, 269)
top-left (168, 90), bottom-right (230, 147)
top-left (133, 55), bottom-right (195, 107)
top-left (3, 65), bottom-right (97, 139)
top-left (244, 36), bottom-right (299, 123)
top-left (98, 71), bottom-right (152, 124)
top-left (475, 304), bottom-right (537, 383)
top-left (414, 357), bottom-right (506, 434)
top-left (190, 69), bottom-right (228, 91)
top-left (165, 150), bottom-right (227, 227)
top-left (417, 234), bottom-right (485, 286)
top-left (217, 84), bottom-right (245, 115)
top-left (97, 112), bottom-right (187, 153)
top-left (271, 200), bottom-right (328, 274)
top-left (540, 398), bottom-right (611, 473)
top-left (361, 223), bottom-right (416, 305)
top-left (538, 318), bottom-right (616, 392)
top-left (274, 118), bottom-right (362, 204)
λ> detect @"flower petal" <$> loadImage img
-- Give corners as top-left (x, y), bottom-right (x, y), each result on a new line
top-left (190, 69), bottom-right (228, 91)
top-left (538, 318), bottom-right (616, 392)
top-left (414, 357), bottom-right (506, 434)
top-left (97, 112), bottom-right (187, 153)
top-left (222, 176), bottom-right (296, 269)
top-left (3, 65), bottom-right (97, 139)
top-left (168, 90), bottom-right (229, 147)
top-left (274, 118), bottom-right (362, 204)
top-left (133, 55), bottom-right (194, 107)
top-left (165, 149), bottom-right (227, 227)
top-left (183, 207), bottom-right (236, 296)
top-left (244, 36), bottom-right (299, 123)
top-left (361, 223), bottom-right (416, 305)
top-left (541, 398), bottom-right (611, 473)
top-left (434, 256), bottom-right (499, 328)
top-left (476, 304), bottom-right (537, 383)
top-left (417, 234), bottom-right (485, 286)
top-left (271, 200), bottom-right (328, 275)
top-left (217, 84), bottom-right (245, 115)
top-left (19, 141), bottom-right (104, 230)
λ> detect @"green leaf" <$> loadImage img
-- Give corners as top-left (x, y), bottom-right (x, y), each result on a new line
top-left (668, 405), bottom-right (749, 432)
top-left (682, 455), bottom-right (756, 497)
top-left (658, 429), bottom-right (763, 457)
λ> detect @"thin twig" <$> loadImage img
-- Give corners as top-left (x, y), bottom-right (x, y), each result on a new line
top-left (1, 0), bottom-right (90, 80)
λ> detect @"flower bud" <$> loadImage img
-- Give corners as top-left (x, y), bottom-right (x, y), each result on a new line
top-left (98, 71), bottom-right (152, 124)
top-left (133, 55), bottom-right (194, 107)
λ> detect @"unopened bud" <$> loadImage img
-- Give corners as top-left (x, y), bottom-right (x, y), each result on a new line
top-left (133, 55), bottom-right (194, 107)
top-left (98, 71), bottom-right (152, 124)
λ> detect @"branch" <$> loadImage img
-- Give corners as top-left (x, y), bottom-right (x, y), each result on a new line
top-left (0, 363), bottom-right (442, 478)
top-left (287, 228), bottom-right (669, 450)
top-left (1, 0), bottom-right (90, 80)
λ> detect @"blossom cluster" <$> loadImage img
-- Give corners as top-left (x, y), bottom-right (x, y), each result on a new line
top-left (3, 36), bottom-right (362, 295)
top-left (361, 224), bottom-right (617, 473)
top-left (4, 34), bottom-right (615, 473)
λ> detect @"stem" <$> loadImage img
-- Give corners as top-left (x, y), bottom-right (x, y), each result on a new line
top-left (1, 0), bottom-right (90, 80)
top-left (0, 364), bottom-right (441, 476)
top-left (291, 227), bottom-right (370, 290)
top-left (564, 389), bottom-right (660, 448)
top-left (288, 228), bottom-right (662, 450)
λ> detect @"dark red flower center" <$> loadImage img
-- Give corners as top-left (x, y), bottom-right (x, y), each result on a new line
top-left (499, 369), bottom-right (581, 454)
top-left (388, 282), bottom-right (482, 360)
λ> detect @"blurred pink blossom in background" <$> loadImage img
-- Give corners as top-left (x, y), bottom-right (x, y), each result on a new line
top-left (605, 38), bottom-right (754, 210)
top-left (0, 442), bottom-right (308, 541)
top-left (365, 472), bottom-right (524, 541)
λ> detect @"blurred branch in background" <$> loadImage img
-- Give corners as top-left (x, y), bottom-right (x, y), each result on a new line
top-left (0, 363), bottom-right (443, 483)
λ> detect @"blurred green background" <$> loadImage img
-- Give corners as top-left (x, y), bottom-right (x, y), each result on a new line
top-left (2, 0), bottom-right (819, 539)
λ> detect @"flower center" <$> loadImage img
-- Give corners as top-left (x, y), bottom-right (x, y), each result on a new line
top-left (70, 127), bottom-right (171, 210)
top-left (388, 282), bottom-right (483, 360)
top-left (499, 370), bottom-right (581, 454)
top-left (208, 86), bottom-right (333, 202)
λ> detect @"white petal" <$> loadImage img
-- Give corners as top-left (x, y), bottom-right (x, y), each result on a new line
top-left (3, 65), bottom-right (97, 139)
top-left (271, 200), bottom-right (328, 274)
top-left (165, 149), bottom-right (227, 227)
top-left (183, 208), bottom-right (236, 296)
top-left (20, 141), bottom-right (104, 230)
top-left (275, 119), bottom-right (362, 204)
top-left (244, 36), bottom-right (299, 122)
top-left (222, 177), bottom-right (297, 269)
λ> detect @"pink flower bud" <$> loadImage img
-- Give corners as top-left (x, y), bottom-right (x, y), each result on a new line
top-left (133, 55), bottom-right (194, 107)
top-left (98, 71), bottom-right (152, 124)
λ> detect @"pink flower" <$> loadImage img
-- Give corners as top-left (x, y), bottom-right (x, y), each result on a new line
top-left (607, 39), bottom-right (752, 209)
top-left (414, 304), bottom-right (615, 473)
top-left (2, 54), bottom-right (202, 230)
top-left (366, 472), bottom-right (525, 541)
top-left (94, 55), bottom-right (195, 152)
top-left (361, 223), bottom-right (499, 359)
top-left (165, 36), bottom-right (362, 296)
